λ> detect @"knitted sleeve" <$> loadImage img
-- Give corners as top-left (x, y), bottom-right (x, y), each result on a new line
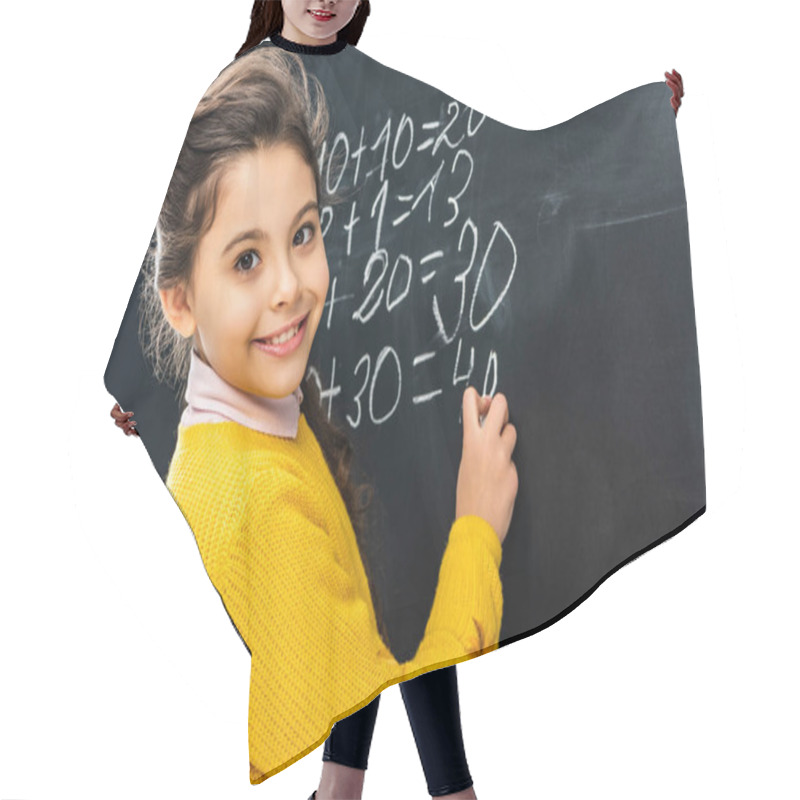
top-left (224, 469), bottom-right (503, 782)
top-left (399, 512), bottom-right (504, 668)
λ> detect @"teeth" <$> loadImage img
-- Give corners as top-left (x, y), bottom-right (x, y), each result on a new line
top-left (263, 322), bottom-right (300, 345)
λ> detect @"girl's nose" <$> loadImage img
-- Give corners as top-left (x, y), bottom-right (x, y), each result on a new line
top-left (271, 255), bottom-right (302, 307)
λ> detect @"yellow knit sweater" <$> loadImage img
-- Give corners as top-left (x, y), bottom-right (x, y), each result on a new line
top-left (165, 414), bottom-right (503, 784)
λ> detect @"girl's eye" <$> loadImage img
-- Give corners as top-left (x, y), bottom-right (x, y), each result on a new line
top-left (294, 222), bottom-right (315, 247)
top-left (234, 250), bottom-right (261, 274)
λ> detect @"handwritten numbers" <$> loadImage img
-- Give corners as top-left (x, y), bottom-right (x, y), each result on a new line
top-left (314, 98), bottom-right (516, 426)
top-left (352, 249), bottom-right (414, 321)
top-left (371, 179), bottom-right (388, 250)
top-left (346, 353), bottom-right (371, 429)
top-left (369, 116), bottom-right (392, 183)
top-left (482, 350), bottom-right (498, 398)
top-left (469, 221), bottom-right (517, 332)
top-left (452, 337), bottom-right (475, 387)
top-left (466, 108), bottom-right (487, 137)
top-left (346, 348), bottom-right (402, 428)
top-left (392, 113), bottom-right (414, 170)
top-left (386, 254), bottom-right (413, 312)
top-left (320, 205), bottom-right (334, 239)
top-left (326, 132), bottom-right (350, 195)
top-left (371, 346), bottom-right (402, 425)
top-left (443, 148), bottom-right (474, 229)
top-left (433, 101), bottom-right (465, 155)
top-left (432, 217), bottom-right (477, 345)
top-left (352, 249), bottom-right (389, 324)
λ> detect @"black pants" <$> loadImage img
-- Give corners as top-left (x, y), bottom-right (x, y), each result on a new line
top-left (323, 664), bottom-right (473, 797)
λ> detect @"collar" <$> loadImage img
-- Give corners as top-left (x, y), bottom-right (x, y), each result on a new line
top-left (267, 31), bottom-right (348, 55)
top-left (180, 348), bottom-right (303, 439)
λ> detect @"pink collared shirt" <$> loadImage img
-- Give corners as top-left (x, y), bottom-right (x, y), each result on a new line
top-left (179, 348), bottom-right (304, 439)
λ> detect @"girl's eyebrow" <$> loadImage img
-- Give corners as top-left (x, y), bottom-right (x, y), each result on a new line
top-left (222, 200), bottom-right (320, 255)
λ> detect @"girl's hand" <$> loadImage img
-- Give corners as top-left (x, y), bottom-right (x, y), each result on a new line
top-left (111, 402), bottom-right (139, 437)
top-left (455, 386), bottom-right (518, 546)
top-left (665, 68), bottom-right (684, 116)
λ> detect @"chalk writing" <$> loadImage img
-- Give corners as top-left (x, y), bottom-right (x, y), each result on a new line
top-left (309, 99), bottom-right (517, 428)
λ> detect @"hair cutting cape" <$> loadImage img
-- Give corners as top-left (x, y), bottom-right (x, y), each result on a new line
top-left (104, 35), bottom-right (705, 784)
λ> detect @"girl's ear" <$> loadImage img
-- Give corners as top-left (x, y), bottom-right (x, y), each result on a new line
top-left (159, 284), bottom-right (197, 339)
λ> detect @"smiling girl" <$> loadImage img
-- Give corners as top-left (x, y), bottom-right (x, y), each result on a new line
top-left (135, 41), bottom-right (517, 788)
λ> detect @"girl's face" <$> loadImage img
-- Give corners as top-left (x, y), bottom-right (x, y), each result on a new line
top-left (162, 144), bottom-right (329, 400)
top-left (280, 0), bottom-right (361, 46)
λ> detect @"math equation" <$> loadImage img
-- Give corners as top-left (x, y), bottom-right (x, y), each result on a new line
top-left (306, 99), bottom-right (519, 429)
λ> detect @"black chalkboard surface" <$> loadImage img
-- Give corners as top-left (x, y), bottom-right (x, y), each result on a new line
top-left (105, 41), bottom-right (704, 664)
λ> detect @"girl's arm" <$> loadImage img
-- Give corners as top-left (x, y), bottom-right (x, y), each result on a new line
top-left (228, 474), bottom-right (502, 782)
top-left (398, 512), bottom-right (503, 667)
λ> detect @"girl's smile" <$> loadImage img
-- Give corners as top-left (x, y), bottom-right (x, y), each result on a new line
top-left (159, 143), bottom-right (330, 400)
top-left (307, 8), bottom-right (336, 23)
top-left (253, 311), bottom-right (310, 356)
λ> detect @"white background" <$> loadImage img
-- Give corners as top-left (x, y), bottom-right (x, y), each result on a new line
top-left (1, 1), bottom-right (797, 798)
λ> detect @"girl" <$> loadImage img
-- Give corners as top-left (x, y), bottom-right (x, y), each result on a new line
top-left (109, 2), bottom-right (684, 797)
top-left (124, 16), bottom-right (518, 794)
top-left (114, 3), bottom-right (506, 799)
